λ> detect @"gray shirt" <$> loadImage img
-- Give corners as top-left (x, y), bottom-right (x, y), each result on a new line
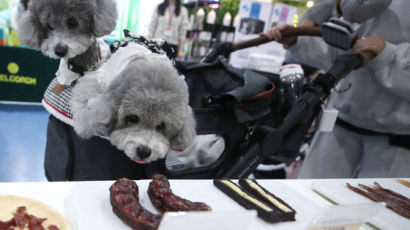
top-left (299, 0), bottom-right (337, 26)
top-left (285, 0), bottom-right (337, 63)
top-left (289, 1), bottom-right (410, 134)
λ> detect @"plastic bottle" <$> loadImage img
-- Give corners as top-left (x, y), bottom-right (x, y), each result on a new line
top-left (279, 64), bottom-right (305, 111)
top-left (206, 9), bottom-right (216, 25)
top-left (196, 8), bottom-right (205, 30)
top-left (222, 12), bottom-right (232, 27)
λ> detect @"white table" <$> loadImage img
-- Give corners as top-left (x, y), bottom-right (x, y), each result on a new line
top-left (0, 178), bottom-right (408, 230)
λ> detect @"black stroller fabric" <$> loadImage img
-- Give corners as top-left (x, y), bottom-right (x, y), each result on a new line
top-left (149, 60), bottom-right (278, 179)
top-left (178, 60), bottom-right (275, 124)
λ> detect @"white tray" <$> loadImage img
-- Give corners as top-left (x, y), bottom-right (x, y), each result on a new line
top-left (311, 178), bottom-right (410, 230)
top-left (69, 180), bottom-right (325, 230)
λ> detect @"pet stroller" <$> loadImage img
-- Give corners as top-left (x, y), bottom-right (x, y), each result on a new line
top-left (43, 20), bottom-right (369, 181)
top-left (150, 20), bottom-right (372, 179)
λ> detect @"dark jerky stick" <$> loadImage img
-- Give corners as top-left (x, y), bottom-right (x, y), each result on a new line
top-left (239, 178), bottom-right (296, 213)
top-left (346, 183), bottom-right (381, 202)
top-left (358, 184), bottom-right (410, 211)
top-left (214, 179), bottom-right (293, 223)
top-left (148, 174), bottom-right (211, 213)
top-left (373, 182), bottom-right (410, 203)
top-left (110, 178), bottom-right (162, 230)
top-left (347, 183), bottom-right (410, 219)
top-left (238, 178), bottom-right (296, 222)
top-left (357, 183), bottom-right (410, 218)
top-left (358, 183), bottom-right (410, 217)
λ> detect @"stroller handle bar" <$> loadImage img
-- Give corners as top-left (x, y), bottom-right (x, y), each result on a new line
top-left (200, 27), bottom-right (322, 63)
top-left (201, 24), bottom-right (373, 66)
top-left (232, 27), bottom-right (322, 51)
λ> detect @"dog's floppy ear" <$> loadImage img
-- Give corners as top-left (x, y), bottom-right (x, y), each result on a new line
top-left (88, 72), bottom-right (130, 135)
top-left (92, 0), bottom-right (118, 37)
top-left (71, 76), bottom-right (118, 138)
top-left (171, 106), bottom-right (197, 149)
top-left (13, 0), bottom-right (41, 49)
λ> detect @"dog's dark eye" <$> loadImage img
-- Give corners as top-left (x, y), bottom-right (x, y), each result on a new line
top-left (66, 17), bottom-right (79, 29)
top-left (156, 122), bottom-right (165, 131)
top-left (46, 23), bottom-right (54, 30)
top-left (126, 115), bottom-right (139, 124)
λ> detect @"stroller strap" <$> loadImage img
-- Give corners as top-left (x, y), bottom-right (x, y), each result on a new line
top-left (244, 82), bottom-right (275, 101)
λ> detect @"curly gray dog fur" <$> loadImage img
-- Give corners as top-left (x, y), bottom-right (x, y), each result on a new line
top-left (71, 51), bottom-right (196, 163)
top-left (16, 0), bottom-right (196, 163)
top-left (16, 0), bottom-right (117, 59)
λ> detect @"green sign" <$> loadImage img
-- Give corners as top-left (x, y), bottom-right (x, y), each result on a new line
top-left (0, 46), bottom-right (59, 103)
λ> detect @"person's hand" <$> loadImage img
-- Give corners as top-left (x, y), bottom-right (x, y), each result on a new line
top-left (353, 35), bottom-right (386, 56)
top-left (353, 35), bottom-right (386, 66)
top-left (261, 24), bottom-right (297, 48)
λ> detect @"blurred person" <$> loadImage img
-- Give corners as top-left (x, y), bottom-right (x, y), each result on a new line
top-left (298, 0), bottom-right (341, 28)
top-left (284, 0), bottom-right (340, 76)
top-left (255, 1), bottom-right (339, 179)
top-left (148, 0), bottom-right (188, 60)
top-left (265, 0), bottom-right (410, 178)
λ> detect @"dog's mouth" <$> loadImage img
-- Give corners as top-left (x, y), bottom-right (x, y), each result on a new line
top-left (112, 132), bottom-right (170, 165)
top-left (133, 158), bottom-right (147, 164)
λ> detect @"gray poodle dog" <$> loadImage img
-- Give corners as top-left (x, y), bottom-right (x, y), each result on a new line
top-left (15, 0), bottom-right (117, 84)
top-left (15, 0), bottom-right (196, 163)
top-left (71, 44), bottom-right (196, 163)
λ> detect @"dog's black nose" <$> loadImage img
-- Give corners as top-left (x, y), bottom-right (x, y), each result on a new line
top-left (55, 44), bottom-right (68, 57)
top-left (137, 145), bottom-right (151, 159)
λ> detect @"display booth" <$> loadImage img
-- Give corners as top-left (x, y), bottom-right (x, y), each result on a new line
top-left (0, 46), bottom-right (58, 103)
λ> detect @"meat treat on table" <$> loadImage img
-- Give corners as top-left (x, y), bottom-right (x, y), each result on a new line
top-left (347, 182), bottom-right (410, 219)
top-left (238, 178), bottom-right (296, 221)
top-left (0, 195), bottom-right (71, 230)
top-left (148, 174), bottom-right (212, 213)
top-left (0, 206), bottom-right (60, 230)
top-left (213, 179), bottom-right (296, 223)
top-left (109, 178), bottom-right (162, 230)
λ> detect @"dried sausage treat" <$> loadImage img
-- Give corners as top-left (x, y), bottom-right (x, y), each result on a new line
top-left (147, 174), bottom-right (211, 213)
top-left (347, 182), bottom-right (410, 219)
top-left (238, 179), bottom-right (296, 221)
top-left (109, 178), bottom-right (162, 230)
top-left (213, 179), bottom-right (296, 223)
